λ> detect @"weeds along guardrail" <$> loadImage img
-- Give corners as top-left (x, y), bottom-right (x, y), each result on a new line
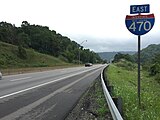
top-left (101, 65), bottom-right (123, 120)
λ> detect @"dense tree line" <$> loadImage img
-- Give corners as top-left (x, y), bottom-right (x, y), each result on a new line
top-left (113, 53), bottom-right (134, 63)
top-left (0, 21), bottom-right (102, 63)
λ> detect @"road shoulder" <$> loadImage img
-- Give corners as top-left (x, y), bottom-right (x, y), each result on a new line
top-left (65, 77), bottom-right (112, 120)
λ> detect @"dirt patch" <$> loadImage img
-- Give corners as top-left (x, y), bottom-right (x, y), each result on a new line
top-left (65, 77), bottom-right (112, 120)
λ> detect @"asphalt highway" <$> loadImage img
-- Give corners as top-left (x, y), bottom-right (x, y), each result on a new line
top-left (0, 64), bottom-right (105, 120)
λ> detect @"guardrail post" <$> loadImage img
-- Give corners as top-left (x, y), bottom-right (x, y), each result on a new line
top-left (113, 97), bottom-right (123, 117)
top-left (108, 85), bottom-right (114, 96)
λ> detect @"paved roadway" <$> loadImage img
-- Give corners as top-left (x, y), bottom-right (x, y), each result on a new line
top-left (0, 64), bottom-right (105, 120)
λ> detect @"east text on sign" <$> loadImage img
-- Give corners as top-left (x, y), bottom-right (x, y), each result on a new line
top-left (130, 4), bottom-right (150, 14)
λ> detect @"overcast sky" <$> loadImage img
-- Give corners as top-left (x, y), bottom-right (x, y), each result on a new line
top-left (0, 0), bottom-right (159, 52)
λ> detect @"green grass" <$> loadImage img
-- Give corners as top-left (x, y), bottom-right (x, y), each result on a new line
top-left (106, 63), bottom-right (160, 120)
top-left (0, 41), bottom-right (70, 71)
top-left (84, 79), bottom-right (110, 119)
top-left (95, 80), bottom-right (109, 118)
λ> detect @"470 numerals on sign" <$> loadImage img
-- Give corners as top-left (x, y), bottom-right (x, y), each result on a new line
top-left (125, 14), bottom-right (155, 35)
top-left (129, 21), bottom-right (151, 32)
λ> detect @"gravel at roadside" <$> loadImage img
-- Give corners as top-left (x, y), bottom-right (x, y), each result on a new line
top-left (65, 77), bottom-right (112, 120)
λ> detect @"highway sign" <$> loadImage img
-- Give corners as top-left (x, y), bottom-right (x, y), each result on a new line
top-left (125, 14), bottom-right (155, 35)
top-left (130, 4), bottom-right (150, 14)
top-left (126, 3), bottom-right (155, 106)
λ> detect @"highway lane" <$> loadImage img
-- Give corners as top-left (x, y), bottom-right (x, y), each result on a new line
top-left (0, 65), bottom-right (101, 97)
top-left (0, 64), bottom-right (105, 120)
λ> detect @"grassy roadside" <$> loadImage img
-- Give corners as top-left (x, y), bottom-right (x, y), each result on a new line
top-left (65, 78), bottom-right (112, 120)
top-left (106, 62), bottom-right (160, 120)
top-left (94, 79), bottom-right (111, 119)
top-left (0, 42), bottom-right (68, 68)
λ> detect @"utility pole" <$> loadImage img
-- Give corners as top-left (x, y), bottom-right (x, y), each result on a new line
top-left (78, 40), bottom-right (87, 65)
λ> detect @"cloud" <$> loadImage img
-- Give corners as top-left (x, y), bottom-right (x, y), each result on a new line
top-left (71, 34), bottom-right (160, 52)
top-left (85, 38), bottom-right (137, 52)
top-left (0, 0), bottom-right (159, 53)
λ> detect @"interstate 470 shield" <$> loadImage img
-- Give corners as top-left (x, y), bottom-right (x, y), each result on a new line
top-left (125, 14), bottom-right (155, 36)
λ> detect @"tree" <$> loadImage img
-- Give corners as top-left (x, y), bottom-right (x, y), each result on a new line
top-left (18, 45), bottom-right (27, 59)
top-left (149, 53), bottom-right (160, 76)
top-left (17, 32), bottom-right (31, 48)
top-left (0, 22), bottom-right (17, 44)
top-left (113, 53), bottom-right (134, 63)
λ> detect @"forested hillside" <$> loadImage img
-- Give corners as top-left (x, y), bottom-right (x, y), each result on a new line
top-left (133, 44), bottom-right (160, 64)
top-left (0, 21), bottom-right (102, 64)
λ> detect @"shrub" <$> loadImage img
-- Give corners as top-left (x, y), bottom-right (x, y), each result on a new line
top-left (115, 59), bottom-right (136, 71)
top-left (149, 63), bottom-right (160, 76)
top-left (18, 45), bottom-right (27, 59)
top-left (155, 73), bottom-right (160, 83)
top-left (113, 53), bottom-right (134, 63)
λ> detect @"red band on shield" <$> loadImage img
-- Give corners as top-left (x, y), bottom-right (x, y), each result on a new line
top-left (126, 14), bottom-right (154, 20)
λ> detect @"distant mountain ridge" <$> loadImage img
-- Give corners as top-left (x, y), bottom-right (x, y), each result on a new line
top-left (133, 44), bottom-right (160, 64)
top-left (98, 51), bottom-right (136, 61)
top-left (98, 44), bottom-right (160, 63)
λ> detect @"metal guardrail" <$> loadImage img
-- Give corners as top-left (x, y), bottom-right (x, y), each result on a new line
top-left (101, 66), bottom-right (123, 120)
